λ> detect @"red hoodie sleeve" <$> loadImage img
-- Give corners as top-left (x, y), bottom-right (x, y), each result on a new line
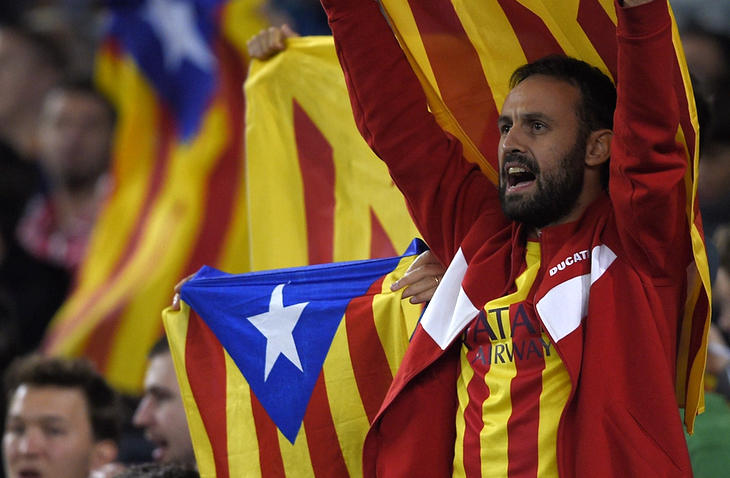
top-left (610, 0), bottom-right (691, 280)
top-left (321, 0), bottom-right (508, 264)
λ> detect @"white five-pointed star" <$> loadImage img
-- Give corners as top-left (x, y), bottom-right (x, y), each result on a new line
top-left (246, 284), bottom-right (309, 381)
top-left (143, 0), bottom-right (214, 72)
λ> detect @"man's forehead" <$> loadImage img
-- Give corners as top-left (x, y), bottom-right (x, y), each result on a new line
top-left (144, 353), bottom-right (179, 391)
top-left (8, 384), bottom-right (89, 420)
top-left (501, 75), bottom-right (580, 112)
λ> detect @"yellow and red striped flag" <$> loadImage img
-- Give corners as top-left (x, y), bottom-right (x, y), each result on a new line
top-left (378, 0), bottom-right (710, 432)
top-left (163, 242), bottom-right (426, 478)
top-left (41, 0), bottom-right (269, 392)
top-left (244, 36), bottom-right (419, 270)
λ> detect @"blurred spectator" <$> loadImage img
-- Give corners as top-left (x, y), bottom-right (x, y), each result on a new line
top-left (16, 78), bottom-right (115, 271)
top-left (267, 0), bottom-right (330, 35)
top-left (132, 338), bottom-right (195, 467)
top-left (681, 27), bottom-right (730, 97)
top-left (0, 22), bottom-right (65, 160)
top-left (2, 355), bottom-right (121, 478)
top-left (697, 78), bottom-right (730, 237)
top-left (672, 0), bottom-right (730, 37)
top-left (0, 79), bottom-right (115, 360)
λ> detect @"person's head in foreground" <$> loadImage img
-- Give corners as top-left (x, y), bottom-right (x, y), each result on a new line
top-left (2, 354), bottom-right (121, 478)
top-left (133, 338), bottom-right (195, 465)
top-left (497, 55), bottom-right (616, 231)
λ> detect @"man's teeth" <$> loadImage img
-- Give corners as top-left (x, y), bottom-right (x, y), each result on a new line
top-left (508, 166), bottom-right (529, 175)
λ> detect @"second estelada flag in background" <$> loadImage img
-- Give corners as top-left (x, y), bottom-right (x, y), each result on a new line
top-left (163, 239), bottom-right (427, 478)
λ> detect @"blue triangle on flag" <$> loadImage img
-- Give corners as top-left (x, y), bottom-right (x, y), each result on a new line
top-left (181, 239), bottom-right (426, 442)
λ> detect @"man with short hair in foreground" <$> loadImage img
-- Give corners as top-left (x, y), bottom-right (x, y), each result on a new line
top-left (2, 355), bottom-right (121, 478)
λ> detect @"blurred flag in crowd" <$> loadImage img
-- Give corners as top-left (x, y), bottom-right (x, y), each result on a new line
top-left (41, 0), bottom-right (268, 392)
top-left (377, 0), bottom-right (709, 431)
top-left (163, 240), bottom-right (426, 478)
top-left (42, 1), bottom-right (418, 393)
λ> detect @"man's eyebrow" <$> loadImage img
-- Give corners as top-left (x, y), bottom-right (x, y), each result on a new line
top-left (521, 112), bottom-right (552, 122)
top-left (497, 115), bottom-right (511, 125)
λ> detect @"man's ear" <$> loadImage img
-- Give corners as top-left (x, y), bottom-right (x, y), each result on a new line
top-left (585, 129), bottom-right (612, 166)
top-left (90, 439), bottom-right (119, 469)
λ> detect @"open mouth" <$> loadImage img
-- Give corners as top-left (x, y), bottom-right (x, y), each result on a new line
top-left (505, 165), bottom-right (536, 191)
top-left (151, 441), bottom-right (169, 462)
top-left (17, 468), bottom-right (41, 478)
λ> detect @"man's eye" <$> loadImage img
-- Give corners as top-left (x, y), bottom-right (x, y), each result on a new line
top-left (5, 424), bottom-right (24, 435)
top-left (499, 124), bottom-right (511, 134)
top-left (532, 122), bottom-right (546, 131)
top-left (44, 426), bottom-right (66, 437)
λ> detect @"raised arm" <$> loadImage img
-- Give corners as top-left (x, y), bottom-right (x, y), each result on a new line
top-left (321, 0), bottom-right (506, 264)
top-left (610, 0), bottom-right (691, 277)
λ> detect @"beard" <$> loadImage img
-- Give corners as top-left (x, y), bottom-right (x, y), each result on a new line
top-left (499, 132), bottom-right (588, 229)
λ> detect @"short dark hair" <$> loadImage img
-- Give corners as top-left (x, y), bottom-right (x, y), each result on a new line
top-left (3, 355), bottom-right (122, 443)
top-left (148, 336), bottom-right (171, 359)
top-left (510, 54), bottom-right (617, 132)
top-left (510, 55), bottom-right (617, 188)
top-left (0, 22), bottom-right (67, 73)
top-left (116, 462), bottom-right (200, 478)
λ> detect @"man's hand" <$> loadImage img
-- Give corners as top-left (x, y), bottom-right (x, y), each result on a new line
top-left (390, 250), bottom-right (445, 304)
top-left (247, 24), bottom-right (299, 60)
top-left (621, 0), bottom-right (654, 7)
top-left (171, 274), bottom-right (195, 311)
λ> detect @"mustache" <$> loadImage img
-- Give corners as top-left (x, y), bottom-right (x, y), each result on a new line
top-left (501, 152), bottom-right (539, 174)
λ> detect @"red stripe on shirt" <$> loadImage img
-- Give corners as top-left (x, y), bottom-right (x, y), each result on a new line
top-left (462, 338), bottom-right (490, 477)
top-left (505, 317), bottom-right (544, 477)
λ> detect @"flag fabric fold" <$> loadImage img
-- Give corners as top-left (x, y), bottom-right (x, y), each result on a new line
top-left (163, 239), bottom-right (426, 478)
top-left (378, 0), bottom-right (710, 432)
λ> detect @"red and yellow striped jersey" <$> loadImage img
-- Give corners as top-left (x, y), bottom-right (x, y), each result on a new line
top-left (454, 241), bottom-right (570, 477)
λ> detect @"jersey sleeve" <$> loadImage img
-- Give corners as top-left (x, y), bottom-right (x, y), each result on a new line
top-left (321, 0), bottom-right (508, 264)
top-left (610, 0), bottom-right (691, 280)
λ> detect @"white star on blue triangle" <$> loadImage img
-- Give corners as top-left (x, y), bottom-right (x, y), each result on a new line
top-left (181, 239), bottom-right (427, 443)
top-left (246, 284), bottom-right (308, 381)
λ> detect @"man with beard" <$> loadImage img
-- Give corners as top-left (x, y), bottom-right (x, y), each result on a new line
top-left (318, 0), bottom-right (700, 476)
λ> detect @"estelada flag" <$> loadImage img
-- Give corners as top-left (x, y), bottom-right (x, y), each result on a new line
top-left (42, 0), bottom-right (268, 392)
top-left (245, 36), bottom-right (419, 270)
top-left (163, 239), bottom-right (426, 478)
top-left (378, 0), bottom-right (710, 433)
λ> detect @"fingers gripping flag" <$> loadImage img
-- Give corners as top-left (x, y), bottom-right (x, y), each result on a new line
top-left (163, 240), bottom-right (427, 478)
top-left (378, 0), bottom-right (710, 433)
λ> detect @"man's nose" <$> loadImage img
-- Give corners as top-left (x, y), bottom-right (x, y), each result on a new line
top-left (501, 127), bottom-right (527, 154)
top-left (132, 398), bottom-right (153, 427)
